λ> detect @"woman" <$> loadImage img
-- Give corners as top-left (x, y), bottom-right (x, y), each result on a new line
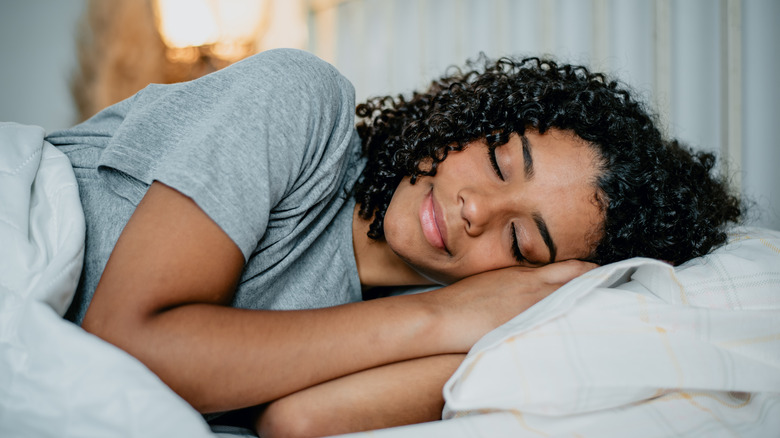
top-left (47, 49), bottom-right (740, 436)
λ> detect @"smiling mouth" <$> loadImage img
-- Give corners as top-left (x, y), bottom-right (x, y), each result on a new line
top-left (420, 189), bottom-right (449, 253)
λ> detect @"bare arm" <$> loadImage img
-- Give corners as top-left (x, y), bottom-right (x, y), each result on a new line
top-left (83, 182), bottom-right (592, 413)
top-left (256, 354), bottom-right (466, 438)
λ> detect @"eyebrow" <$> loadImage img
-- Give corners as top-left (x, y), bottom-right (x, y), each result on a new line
top-left (533, 213), bottom-right (557, 264)
top-left (520, 134), bottom-right (535, 179)
top-left (521, 134), bottom-right (556, 263)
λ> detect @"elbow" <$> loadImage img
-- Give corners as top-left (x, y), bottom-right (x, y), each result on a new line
top-left (257, 398), bottom-right (324, 438)
top-left (80, 296), bottom-right (154, 352)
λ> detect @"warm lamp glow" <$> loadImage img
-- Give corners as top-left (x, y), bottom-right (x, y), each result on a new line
top-left (211, 0), bottom-right (266, 43)
top-left (153, 0), bottom-right (268, 62)
top-left (154, 0), bottom-right (219, 48)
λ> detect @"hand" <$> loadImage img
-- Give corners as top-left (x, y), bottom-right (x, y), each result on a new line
top-left (424, 260), bottom-right (597, 352)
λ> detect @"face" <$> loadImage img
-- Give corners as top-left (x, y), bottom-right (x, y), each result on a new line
top-left (382, 128), bottom-right (605, 284)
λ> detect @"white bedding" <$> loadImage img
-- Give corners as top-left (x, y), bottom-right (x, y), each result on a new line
top-left (0, 122), bottom-right (217, 438)
top-left (1, 121), bottom-right (778, 438)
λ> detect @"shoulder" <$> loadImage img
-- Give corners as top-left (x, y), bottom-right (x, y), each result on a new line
top-left (222, 49), bottom-right (353, 98)
top-left (245, 48), bottom-right (338, 74)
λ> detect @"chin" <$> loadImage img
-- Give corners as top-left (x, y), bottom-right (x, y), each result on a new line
top-left (399, 253), bottom-right (459, 286)
top-left (383, 214), bottom-right (460, 285)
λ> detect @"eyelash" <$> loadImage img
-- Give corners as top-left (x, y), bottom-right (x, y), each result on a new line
top-left (510, 225), bottom-right (526, 264)
top-left (487, 147), bottom-right (504, 180)
top-left (487, 146), bottom-right (526, 264)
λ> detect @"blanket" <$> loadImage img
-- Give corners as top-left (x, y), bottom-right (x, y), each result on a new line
top-left (0, 122), bottom-right (219, 438)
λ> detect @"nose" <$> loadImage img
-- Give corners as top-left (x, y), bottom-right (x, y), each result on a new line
top-left (459, 187), bottom-right (506, 236)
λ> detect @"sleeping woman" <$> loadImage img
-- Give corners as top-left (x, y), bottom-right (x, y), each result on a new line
top-left (46, 48), bottom-right (741, 437)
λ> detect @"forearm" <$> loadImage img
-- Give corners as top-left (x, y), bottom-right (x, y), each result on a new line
top-left (90, 262), bottom-right (578, 414)
top-left (256, 354), bottom-right (467, 438)
top-left (93, 292), bottom-right (452, 413)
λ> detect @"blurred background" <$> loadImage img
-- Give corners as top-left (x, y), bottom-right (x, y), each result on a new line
top-left (1, 0), bottom-right (778, 230)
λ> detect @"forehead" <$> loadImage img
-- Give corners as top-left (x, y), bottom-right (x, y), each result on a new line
top-left (526, 129), bottom-right (596, 174)
top-left (524, 129), bottom-right (605, 261)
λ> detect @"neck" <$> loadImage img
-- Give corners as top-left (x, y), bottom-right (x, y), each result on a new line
top-left (352, 205), bottom-right (434, 290)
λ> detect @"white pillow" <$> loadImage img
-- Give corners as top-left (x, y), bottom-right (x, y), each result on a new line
top-left (442, 227), bottom-right (780, 437)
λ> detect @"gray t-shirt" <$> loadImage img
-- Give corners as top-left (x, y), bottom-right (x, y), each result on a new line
top-left (48, 49), bottom-right (365, 323)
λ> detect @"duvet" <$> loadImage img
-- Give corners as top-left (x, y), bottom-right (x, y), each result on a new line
top-left (0, 122), bottom-right (218, 438)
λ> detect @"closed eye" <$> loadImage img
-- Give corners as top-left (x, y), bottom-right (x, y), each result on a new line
top-left (487, 146), bottom-right (504, 180)
top-left (511, 224), bottom-right (527, 264)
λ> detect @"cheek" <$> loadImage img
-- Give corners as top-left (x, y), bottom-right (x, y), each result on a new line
top-left (382, 209), bottom-right (408, 255)
top-left (382, 182), bottom-right (417, 253)
top-left (449, 242), bottom-right (516, 279)
top-left (468, 245), bottom-right (515, 273)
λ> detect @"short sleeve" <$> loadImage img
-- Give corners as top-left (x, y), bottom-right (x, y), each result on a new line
top-left (97, 49), bottom-right (358, 259)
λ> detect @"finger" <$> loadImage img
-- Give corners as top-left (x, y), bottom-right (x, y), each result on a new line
top-left (536, 260), bottom-right (598, 284)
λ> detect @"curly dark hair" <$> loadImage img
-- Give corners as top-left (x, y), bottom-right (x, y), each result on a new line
top-left (353, 55), bottom-right (742, 266)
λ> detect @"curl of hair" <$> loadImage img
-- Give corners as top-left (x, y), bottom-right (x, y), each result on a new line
top-left (354, 55), bottom-right (742, 265)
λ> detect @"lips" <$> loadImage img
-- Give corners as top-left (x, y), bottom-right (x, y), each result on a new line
top-left (420, 189), bottom-right (449, 253)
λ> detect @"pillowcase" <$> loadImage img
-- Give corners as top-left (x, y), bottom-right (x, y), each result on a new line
top-left (442, 227), bottom-right (780, 437)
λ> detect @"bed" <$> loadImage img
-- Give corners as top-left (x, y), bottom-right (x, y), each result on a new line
top-left (2, 121), bottom-right (778, 437)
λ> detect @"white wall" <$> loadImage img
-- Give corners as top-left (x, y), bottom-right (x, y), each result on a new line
top-left (0, 0), bottom-right (86, 131)
top-left (742, 0), bottom-right (780, 230)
